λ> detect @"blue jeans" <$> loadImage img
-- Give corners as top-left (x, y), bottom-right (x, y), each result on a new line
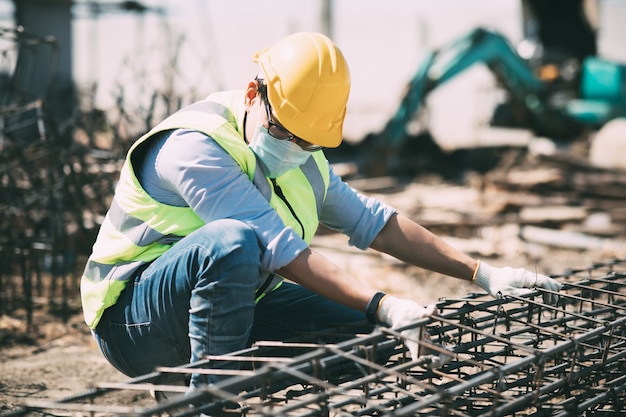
top-left (93, 219), bottom-right (370, 388)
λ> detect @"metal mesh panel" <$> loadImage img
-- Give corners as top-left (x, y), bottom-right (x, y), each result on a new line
top-left (4, 258), bottom-right (626, 416)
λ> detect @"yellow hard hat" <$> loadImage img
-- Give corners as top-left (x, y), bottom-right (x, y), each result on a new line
top-left (253, 32), bottom-right (350, 148)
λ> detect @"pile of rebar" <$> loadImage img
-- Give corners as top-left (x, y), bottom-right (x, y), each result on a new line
top-left (4, 258), bottom-right (626, 416)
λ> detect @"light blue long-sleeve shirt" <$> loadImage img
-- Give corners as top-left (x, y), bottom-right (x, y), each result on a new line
top-left (135, 128), bottom-right (397, 273)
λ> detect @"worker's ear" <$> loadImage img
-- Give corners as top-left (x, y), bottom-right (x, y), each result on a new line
top-left (245, 80), bottom-right (260, 108)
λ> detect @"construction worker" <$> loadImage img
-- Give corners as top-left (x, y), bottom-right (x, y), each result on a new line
top-left (80, 32), bottom-right (562, 392)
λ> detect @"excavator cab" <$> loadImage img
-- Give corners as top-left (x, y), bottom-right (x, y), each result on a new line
top-left (566, 57), bottom-right (626, 126)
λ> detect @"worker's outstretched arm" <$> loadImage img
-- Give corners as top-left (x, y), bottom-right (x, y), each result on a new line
top-left (370, 213), bottom-right (562, 304)
top-left (370, 213), bottom-right (477, 280)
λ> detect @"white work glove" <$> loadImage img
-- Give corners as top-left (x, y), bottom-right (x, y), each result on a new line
top-left (377, 295), bottom-right (437, 363)
top-left (473, 261), bottom-right (562, 305)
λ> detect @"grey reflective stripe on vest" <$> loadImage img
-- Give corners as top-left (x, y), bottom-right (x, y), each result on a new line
top-left (108, 199), bottom-right (183, 247)
top-left (251, 156), bottom-right (272, 201)
top-left (176, 100), bottom-right (235, 124)
top-left (255, 273), bottom-right (283, 302)
top-left (83, 258), bottom-right (147, 283)
top-left (300, 157), bottom-right (325, 217)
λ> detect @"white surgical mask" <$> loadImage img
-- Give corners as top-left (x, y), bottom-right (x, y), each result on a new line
top-left (250, 126), bottom-right (311, 178)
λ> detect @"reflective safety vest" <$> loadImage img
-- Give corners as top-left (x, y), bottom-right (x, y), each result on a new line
top-left (81, 90), bottom-right (330, 329)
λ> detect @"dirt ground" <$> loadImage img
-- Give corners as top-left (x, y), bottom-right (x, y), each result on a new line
top-left (0, 178), bottom-right (619, 413)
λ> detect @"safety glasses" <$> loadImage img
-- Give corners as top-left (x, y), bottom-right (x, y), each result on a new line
top-left (263, 99), bottom-right (322, 152)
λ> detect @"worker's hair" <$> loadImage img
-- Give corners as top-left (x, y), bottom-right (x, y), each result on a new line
top-left (255, 75), bottom-right (268, 102)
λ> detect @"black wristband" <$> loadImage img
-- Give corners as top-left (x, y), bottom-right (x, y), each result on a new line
top-left (365, 292), bottom-right (386, 324)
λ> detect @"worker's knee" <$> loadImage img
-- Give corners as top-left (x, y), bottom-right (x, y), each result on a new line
top-left (195, 219), bottom-right (261, 261)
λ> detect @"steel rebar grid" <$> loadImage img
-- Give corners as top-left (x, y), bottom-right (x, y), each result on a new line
top-left (4, 258), bottom-right (626, 417)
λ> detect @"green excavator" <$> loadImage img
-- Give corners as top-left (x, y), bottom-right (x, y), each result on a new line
top-left (382, 26), bottom-right (626, 146)
top-left (333, 24), bottom-right (626, 179)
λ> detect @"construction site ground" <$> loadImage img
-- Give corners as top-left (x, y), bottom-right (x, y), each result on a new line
top-left (1, 154), bottom-right (624, 412)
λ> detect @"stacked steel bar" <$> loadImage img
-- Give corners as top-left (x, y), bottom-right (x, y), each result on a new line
top-left (4, 258), bottom-right (626, 416)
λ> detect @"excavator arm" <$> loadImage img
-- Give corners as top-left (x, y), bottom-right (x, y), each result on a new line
top-left (381, 27), bottom-right (571, 145)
